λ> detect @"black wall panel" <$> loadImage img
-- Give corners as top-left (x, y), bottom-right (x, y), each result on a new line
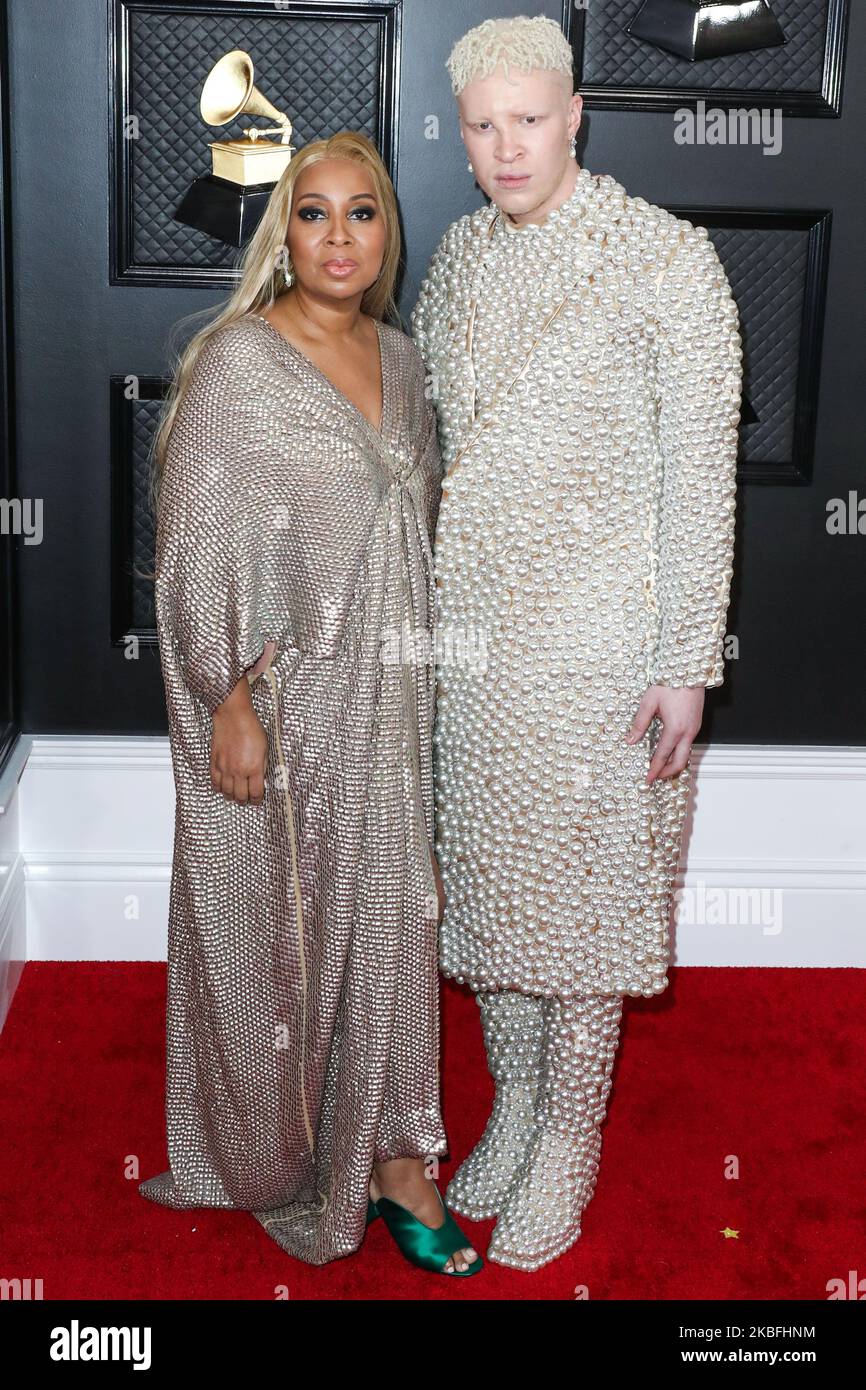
top-left (6, 0), bottom-right (864, 744)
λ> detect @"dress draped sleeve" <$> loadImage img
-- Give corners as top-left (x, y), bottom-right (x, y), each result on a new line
top-left (154, 330), bottom-right (284, 716)
top-left (649, 224), bottom-right (743, 689)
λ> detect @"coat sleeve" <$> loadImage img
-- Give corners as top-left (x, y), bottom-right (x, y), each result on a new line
top-left (648, 223), bottom-right (743, 689)
top-left (410, 230), bottom-right (450, 377)
top-left (154, 332), bottom-right (281, 716)
top-left (409, 265), bottom-right (433, 363)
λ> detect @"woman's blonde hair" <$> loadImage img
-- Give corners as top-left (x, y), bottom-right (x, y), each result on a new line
top-left (145, 130), bottom-right (401, 527)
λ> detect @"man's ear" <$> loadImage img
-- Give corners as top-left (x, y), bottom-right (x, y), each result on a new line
top-left (568, 91), bottom-right (583, 136)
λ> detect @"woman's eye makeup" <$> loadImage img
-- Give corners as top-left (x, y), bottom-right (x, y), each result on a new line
top-left (297, 203), bottom-right (378, 221)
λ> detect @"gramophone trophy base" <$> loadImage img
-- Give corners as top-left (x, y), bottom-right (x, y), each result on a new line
top-left (174, 174), bottom-right (275, 247)
top-left (210, 138), bottom-right (294, 186)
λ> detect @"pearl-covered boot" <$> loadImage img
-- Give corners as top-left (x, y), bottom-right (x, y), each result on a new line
top-left (445, 988), bottom-right (546, 1220)
top-left (486, 992), bottom-right (623, 1271)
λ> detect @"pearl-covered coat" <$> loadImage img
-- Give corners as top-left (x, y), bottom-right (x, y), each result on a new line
top-left (411, 164), bottom-right (742, 998)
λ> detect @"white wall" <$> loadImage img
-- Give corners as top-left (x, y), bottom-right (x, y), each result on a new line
top-left (0, 737), bottom-right (863, 1032)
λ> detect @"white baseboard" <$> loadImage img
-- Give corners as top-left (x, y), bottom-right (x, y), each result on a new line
top-left (15, 737), bottom-right (175, 962)
top-left (5, 736), bottom-right (866, 970)
top-left (0, 733), bottom-right (33, 1029)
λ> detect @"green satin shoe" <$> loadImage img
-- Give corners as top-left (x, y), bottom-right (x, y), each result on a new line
top-left (372, 1182), bottom-right (484, 1276)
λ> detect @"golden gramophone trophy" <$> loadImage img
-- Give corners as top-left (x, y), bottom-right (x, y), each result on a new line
top-left (174, 49), bottom-right (296, 246)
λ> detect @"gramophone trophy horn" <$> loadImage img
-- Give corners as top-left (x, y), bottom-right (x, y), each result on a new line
top-left (200, 49), bottom-right (293, 146)
top-left (174, 48), bottom-right (296, 248)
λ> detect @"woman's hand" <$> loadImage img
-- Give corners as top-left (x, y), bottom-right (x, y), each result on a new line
top-left (625, 685), bottom-right (706, 784)
top-left (210, 676), bottom-right (269, 804)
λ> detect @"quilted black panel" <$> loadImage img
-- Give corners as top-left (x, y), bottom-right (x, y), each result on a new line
top-left (565, 0), bottom-right (849, 112)
top-left (586, 0), bottom-right (825, 90)
top-left (677, 209), bottom-right (831, 481)
top-left (111, 376), bottom-right (169, 644)
top-left (130, 395), bottom-right (163, 630)
top-left (112, 1), bottom-right (398, 282)
top-left (718, 224), bottom-right (803, 464)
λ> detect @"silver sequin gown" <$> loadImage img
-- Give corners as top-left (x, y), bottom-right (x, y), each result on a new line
top-left (411, 164), bottom-right (742, 999)
top-left (139, 312), bottom-right (447, 1266)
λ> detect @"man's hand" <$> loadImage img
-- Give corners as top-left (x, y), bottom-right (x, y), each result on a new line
top-left (625, 685), bottom-right (706, 784)
top-left (210, 675), bottom-right (269, 804)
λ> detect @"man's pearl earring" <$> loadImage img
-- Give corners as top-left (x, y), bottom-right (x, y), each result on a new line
top-left (467, 160), bottom-right (473, 173)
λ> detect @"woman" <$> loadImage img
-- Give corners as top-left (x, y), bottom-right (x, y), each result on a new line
top-left (139, 131), bottom-right (480, 1276)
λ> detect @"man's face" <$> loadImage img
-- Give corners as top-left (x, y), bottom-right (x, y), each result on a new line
top-left (458, 66), bottom-right (582, 224)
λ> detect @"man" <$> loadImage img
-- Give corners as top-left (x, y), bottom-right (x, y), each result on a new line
top-left (411, 14), bottom-right (742, 1270)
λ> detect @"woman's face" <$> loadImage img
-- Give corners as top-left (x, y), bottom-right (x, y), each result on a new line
top-left (286, 157), bottom-right (386, 303)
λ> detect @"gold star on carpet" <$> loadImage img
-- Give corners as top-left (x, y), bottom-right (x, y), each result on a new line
top-left (720, 1227), bottom-right (740, 1239)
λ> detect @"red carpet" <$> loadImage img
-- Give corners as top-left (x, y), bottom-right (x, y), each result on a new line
top-left (0, 963), bottom-right (862, 1300)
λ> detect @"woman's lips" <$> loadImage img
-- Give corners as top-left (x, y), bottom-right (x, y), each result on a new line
top-left (322, 259), bottom-right (358, 277)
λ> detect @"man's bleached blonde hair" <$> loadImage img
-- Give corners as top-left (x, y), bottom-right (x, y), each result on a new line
top-left (447, 14), bottom-right (574, 96)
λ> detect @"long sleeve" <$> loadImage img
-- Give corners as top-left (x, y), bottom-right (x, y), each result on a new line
top-left (410, 230), bottom-right (450, 376)
top-left (648, 223), bottom-right (743, 689)
top-left (154, 334), bottom-right (279, 716)
top-left (409, 266), bottom-right (433, 363)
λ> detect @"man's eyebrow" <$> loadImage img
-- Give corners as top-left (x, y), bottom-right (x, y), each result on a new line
top-left (466, 110), bottom-right (540, 120)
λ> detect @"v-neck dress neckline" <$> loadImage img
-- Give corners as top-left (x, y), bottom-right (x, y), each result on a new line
top-left (250, 311), bottom-right (388, 441)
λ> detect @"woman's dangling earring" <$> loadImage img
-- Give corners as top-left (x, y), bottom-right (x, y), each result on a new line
top-left (276, 243), bottom-right (295, 289)
top-left (467, 160), bottom-right (474, 174)
top-left (569, 134), bottom-right (577, 159)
